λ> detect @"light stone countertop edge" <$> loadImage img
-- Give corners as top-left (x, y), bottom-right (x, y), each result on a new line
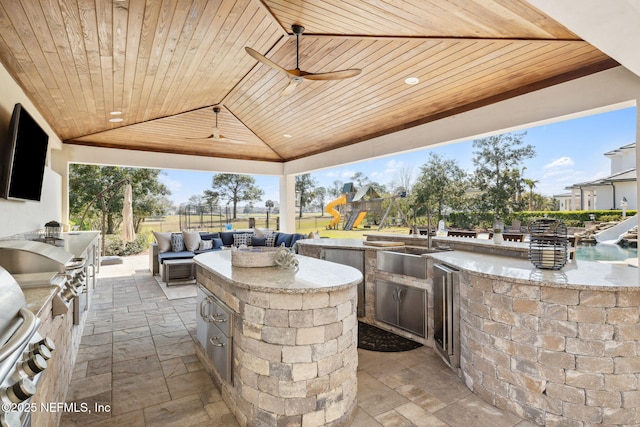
top-left (426, 251), bottom-right (639, 291)
top-left (194, 250), bottom-right (362, 294)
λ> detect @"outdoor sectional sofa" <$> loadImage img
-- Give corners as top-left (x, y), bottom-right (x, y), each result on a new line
top-left (149, 230), bottom-right (307, 281)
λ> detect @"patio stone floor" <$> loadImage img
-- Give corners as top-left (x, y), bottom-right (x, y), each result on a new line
top-left (59, 255), bottom-right (535, 427)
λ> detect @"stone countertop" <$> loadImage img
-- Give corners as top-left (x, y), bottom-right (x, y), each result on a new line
top-left (364, 232), bottom-right (529, 248)
top-left (12, 271), bottom-right (61, 317)
top-left (194, 250), bottom-right (362, 293)
top-left (23, 286), bottom-right (58, 317)
top-left (62, 231), bottom-right (100, 257)
top-left (295, 238), bottom-right (406, 250)
top-left (427, 251), bottom-right (638, 290)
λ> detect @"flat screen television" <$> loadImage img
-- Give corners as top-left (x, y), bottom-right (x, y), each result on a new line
top-left (0, 103), bottom-right (49, 201)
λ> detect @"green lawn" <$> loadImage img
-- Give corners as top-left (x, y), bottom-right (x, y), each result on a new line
top-left (139, 213), bottom-right (410, 240)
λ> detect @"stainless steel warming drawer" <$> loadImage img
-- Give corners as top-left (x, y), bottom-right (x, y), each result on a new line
top-left (197, 285), bottom-right (233, 384)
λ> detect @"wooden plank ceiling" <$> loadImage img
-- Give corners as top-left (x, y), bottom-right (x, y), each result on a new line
top-left (0, 0), bottom-right (618, 163)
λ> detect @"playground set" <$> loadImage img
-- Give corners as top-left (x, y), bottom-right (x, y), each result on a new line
top-left (325, 183), bottom-right (409, 230)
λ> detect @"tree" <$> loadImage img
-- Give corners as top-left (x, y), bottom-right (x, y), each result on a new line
top-left (471, 132), bottom-right (535, 218)
top-left (413, 153), bottom-right (468, 220)
top-left (524, 178), bottom-right (539, 211)
top-left (210, 174), bottom-right (264, 219)
top-left (314, 187), bottom-right (328, 216)
top-left (328, 180), bottom-right (344, 198)
top-left (265, 200), bottom-right (274, 228)
top-left (188, 194), bottom-right (206, 224)
top-left (69, 165), bottom-right (170, 233)
top-left (391, 164), bottom-right (415, 196)
top-left (295, 174), bottom-right (318, 218)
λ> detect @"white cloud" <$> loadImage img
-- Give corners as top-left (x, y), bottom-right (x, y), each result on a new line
top-left (325, 169), bottom-right (356, 180)
top-left (544, 156), bottom-right (574, 169)
top-left (385, 159), bottom-right (405, 169)
top-left (159, 175), bottom-right (183, 193)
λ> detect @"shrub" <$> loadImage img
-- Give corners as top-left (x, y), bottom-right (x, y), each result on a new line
top-left (448, 210), bottom-right (636, 230)
top-left (598, 214), bottom-right (621, 222)
top-left (103, 232), bottom-right (150, 256)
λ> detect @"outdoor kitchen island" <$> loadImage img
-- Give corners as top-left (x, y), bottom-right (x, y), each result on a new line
top-left (193, 250), bottom-right (362, 427)
top-left (298, 235), bottom-right (640, 425)
top-left (426, 250), bottom-right (640, 426)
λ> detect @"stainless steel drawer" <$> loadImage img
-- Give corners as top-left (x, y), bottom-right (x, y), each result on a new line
top-left (209, 296), bottom-right (232, 337)
top-left (207, 322), bottom-right (232, 383)
top-left (198, 286), bottom-right (233, 337)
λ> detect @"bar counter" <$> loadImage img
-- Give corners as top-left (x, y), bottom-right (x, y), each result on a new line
top-left (194, 250), bottom-right (362, 427)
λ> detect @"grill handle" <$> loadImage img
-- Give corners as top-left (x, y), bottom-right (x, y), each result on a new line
top-left (0, 308), bottom-right (37, 363)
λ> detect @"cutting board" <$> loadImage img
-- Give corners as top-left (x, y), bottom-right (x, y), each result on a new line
top-left (363, 241), bottom-right (405, 247)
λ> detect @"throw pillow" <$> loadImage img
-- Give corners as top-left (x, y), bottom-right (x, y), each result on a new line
top-left (233, 233), bottom-right (251, 247)
top-left (170, 233), bottom-right (186, 252)
top-left (153, 231), bottom-right (172, 253)
top-left (182, 230), bottom-right (201, 251)
top-left (252, 237), bottom-right (266, 247)
top-left (212, 238), bottom-right (223, 249)
top-left (198, 239), bottom-right (213, 251)
top-left (265, 233), bottom-right (277, 247)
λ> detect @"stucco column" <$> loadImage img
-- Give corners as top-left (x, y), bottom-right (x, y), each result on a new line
top-left (50, 150), bottom-right (70, 229)
top-left (279, 174), bottom-right (296, 233)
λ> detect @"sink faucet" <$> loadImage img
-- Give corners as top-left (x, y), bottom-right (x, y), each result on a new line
top-left (411, 203), bottom-right (432, 249)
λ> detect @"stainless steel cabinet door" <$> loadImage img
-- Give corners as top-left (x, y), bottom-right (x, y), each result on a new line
top-left (375, 280), bottom-right (398, 327)
top-left (398, 286), bottom-right (426, 337)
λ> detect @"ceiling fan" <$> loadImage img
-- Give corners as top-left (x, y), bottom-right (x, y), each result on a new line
top-left (245, 24), bottom-right (361, 96)
top-left (187, 106), bottom-right (244, 143)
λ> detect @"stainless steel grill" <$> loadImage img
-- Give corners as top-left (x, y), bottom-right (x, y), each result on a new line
top-left (0, 241), bottom-right (88, 325)
top-left (0, 267), bottom-right (54, 427)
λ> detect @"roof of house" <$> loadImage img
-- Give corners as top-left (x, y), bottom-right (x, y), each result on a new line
top-left (566, 168), bottom-right (637, 189)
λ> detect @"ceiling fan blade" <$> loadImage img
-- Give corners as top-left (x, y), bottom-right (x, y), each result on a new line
top-left (303, 68), bottom-right (362, 81)
top-left (245, 47), bottom-right (289, 76)
top-left (280, 79), bottom-right (300, 96)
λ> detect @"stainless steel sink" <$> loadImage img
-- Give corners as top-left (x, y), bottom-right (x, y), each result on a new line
top-left (402, 246), bottom-right (451, 255)
top-left (376, 246), bottom-right (451, 279)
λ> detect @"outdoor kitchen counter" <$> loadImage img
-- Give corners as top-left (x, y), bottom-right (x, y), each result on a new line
top-left (426, 250), bottom-right (638, 290)
top-left (365, 232), bottom-right (531, 258)
top-left (22, 285), bottom-right (59, 316)
top-left (194, 249), bottom-right (362, 293)
top-left (424, 250), bottom-right (640, 426)
top-left (194, 250), bottom-right (361, 427)
top-left (296, 237), bottom-right (406, 250)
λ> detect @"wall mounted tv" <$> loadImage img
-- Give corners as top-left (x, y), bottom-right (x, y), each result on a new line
top-left (0, 103), bottom-right (49, 201)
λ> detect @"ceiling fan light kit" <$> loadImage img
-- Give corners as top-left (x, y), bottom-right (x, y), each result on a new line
top-left (186, 105), bottom-right (244, 144)
top-left (245, 24), bottom-right (362, 96)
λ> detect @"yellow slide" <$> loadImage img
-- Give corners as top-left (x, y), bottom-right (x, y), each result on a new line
top-left (353, 211), bottom-right (367, 228)
top-left (326, 194), bottom-right (346, 229)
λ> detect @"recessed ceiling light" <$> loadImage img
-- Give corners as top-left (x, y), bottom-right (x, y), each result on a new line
top-left (109, 117), bottom-right (124, 123)
top-left (404, 77), bottom-right (420, 85)
top-left (109, 111), bottom-right (122, 115)
top-left (283, 134), bottom-right (292, 138)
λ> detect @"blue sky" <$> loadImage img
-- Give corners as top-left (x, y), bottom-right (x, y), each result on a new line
top-left (160, 106), bottom-right (636, 206)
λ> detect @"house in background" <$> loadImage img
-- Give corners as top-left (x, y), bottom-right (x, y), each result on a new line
top-left (559, 142), bottom-right (637, 211)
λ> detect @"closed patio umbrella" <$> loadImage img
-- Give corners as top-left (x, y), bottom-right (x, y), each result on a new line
top-left (121, 183), bottom-right (135, 243)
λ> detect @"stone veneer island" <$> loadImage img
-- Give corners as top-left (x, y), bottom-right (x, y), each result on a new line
top-left (298, 235), bottom-right (640, 425)
top-left (194, 250), bottom-right (361, 427)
